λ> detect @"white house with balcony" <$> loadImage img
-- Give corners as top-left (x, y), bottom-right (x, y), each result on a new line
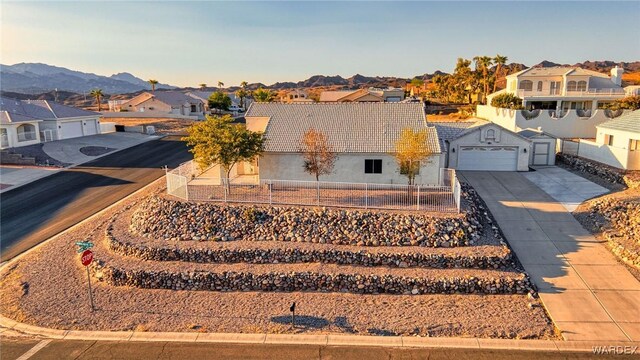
top-left (0, 96), bottom-right (102, 149)
top-left (575, 110), bottom-right (640, 170)
top-left (480, 66), bottom-right (629, 138)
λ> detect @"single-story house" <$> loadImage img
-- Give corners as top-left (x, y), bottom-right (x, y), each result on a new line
top-left (119, 91), bottom-right (205, 117)
top-left (431, 119), bottom-right (552, 171)
top-left (575, 110), bottom-right (640, 170)
top-left (243, 102), bottom-right (442, 185)
top-left (319, 88), bottom-right (405, 103)
top-left (1, 96), bottom-right (102, 148)
top-left (186, 91), bottom-right (253, 111)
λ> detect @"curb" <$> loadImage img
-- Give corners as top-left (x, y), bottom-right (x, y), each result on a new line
top-left (0, 134), bottom-right (163, 195)
top-left (1, 173), bottom-right (638, 353)
top-left (2, 313), bottom-right (639, 352)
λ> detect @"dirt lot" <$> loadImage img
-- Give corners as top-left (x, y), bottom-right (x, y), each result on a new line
top-left (105, 117), bottom-right (196, 135)
top-left (0, 179), bottom-right (558, 339)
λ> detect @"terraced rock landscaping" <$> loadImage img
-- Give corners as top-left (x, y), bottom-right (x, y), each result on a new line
top-left (0, 179), bottom-right (558, 339)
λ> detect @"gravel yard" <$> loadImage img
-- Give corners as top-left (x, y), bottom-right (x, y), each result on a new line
top-left (106, 117), bottom-right (196, 135)
top-left (1, 143), bottom-right (70, 167)
top-left (0, 179), bottom-right (558, 339)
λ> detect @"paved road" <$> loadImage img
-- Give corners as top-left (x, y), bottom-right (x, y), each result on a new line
top-left (0, 136), bottom-right (191, 261)
top-left (0, 339), bottom-right (613, 360)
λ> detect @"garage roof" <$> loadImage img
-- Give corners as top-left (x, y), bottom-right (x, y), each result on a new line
top-left (246, 102), bottom-right (440, 153)
top-left (0, 96), bottom-right (100, 122)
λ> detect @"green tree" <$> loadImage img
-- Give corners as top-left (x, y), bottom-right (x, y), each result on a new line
top-left (607, 95), bottom-right (640, 110)
top-left (90, 88), bottom-right (104, 112)
top-left (490, 93), bottom-right (523, 110)
top-left (182, 115), bottom-right (265, 182)
top-left (217, 81), bottom-right (224, 89)
top-left (199, 83), bottom-right (207, 90)
top-left (492, 54), bottom-right (508, 93)
top-left (240, 81), bottom-right (248, 89)
top-left (410, 78), bottom-right (425, 87)
top-left (394, 128), bottom-right (433, 185)
top-left (253, 88), bottom-right (273, 103)
top-left (235, 89), bottom-right (248, 108)
top-left (148, 79), bottom-right (158, 91)
top-left (208, 91), bottom-right (232, 111)
top-left (473, 56), bottom-right (493, 104)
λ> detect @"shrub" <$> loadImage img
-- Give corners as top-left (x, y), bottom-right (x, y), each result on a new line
top-left (490, 93), bottom-right (523, 110)
top-left (606, 95), bottom-right (640, 111)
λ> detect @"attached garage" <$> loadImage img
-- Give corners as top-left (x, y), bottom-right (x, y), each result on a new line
top-left (457, 146), bottom-right (519, 171)
top-left (60, 121), bottom-right (84, 139)
top-left (83, 119), bottom-right (99, 136)
top-left (432, 120), bottom-right (532, 172)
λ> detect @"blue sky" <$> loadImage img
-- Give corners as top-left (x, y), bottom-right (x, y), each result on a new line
top-left (2, 1), bottom-right (639, 87)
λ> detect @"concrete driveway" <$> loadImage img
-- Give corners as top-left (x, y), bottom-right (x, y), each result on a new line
top-left (460, 171), bottom-right (640, 342)
top-left (43, 132), bottom-right (158, 164)
top-left (522, 166), bottom-right (609, 212)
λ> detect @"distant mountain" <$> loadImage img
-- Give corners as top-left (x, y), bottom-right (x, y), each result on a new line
top-left (0, 63), bottom-right (176, 94)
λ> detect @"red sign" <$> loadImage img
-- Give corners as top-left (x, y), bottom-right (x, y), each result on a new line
top-left (81, 250), bottom-right (93, 266)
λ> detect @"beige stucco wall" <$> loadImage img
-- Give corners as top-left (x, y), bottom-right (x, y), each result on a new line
top-left (1, 122), bottom-right (42, 149)
top-left (258, 152), bottom-right (442, 185)
top-left (448, 124), bottom-right (531, 171)
top-left (581, 127), bottom-right (640, 170)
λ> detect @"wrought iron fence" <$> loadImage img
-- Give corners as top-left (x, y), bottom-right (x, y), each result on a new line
top-left (167, 161), bottom-right (461, 213)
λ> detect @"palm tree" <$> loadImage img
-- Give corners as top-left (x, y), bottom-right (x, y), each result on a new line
top-left (199, 83), bottom-right (207, 90)
top-left (493, 54), bottom-right (508, 93)
top-left (240, 81), bottom-right (248, 89)
top-left (473, 56), bottom-right (493, 104)
top-left (235, 89), bottom-right (248, 108)
top-left (217, 81), bottom-right (224, 89)
top-left (148, 79), bottom-right (158, 91)
top-left (253, 88), bottom-right (273, 103)
top-left (90, 89), bottom-right (104, 112)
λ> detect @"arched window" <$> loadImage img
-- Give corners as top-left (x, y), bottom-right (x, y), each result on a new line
top-left (537, 81), bottom-right (543, 92)
top-left (520, 80), bottom-right (533, 91)
top-left (17, 124), bottom-right (36, 142)
top-left (577, 81), bottom-right (587, 91)
top-left (486, 129), bottom-right (496, 140)
top-left (567, 81), bottom-right (577, 91)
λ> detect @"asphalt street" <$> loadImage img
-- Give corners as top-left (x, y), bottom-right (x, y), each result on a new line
top-left (0, 136), bottom-right (191, 261)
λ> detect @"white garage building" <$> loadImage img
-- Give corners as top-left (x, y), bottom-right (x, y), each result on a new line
top-left (432, 120), bottom-right (555, 171)
top-left (0, 96), bottom-right (102, 148)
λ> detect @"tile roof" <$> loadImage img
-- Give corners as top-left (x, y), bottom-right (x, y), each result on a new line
top-left (152, 91), bottom-right (203, 107)
top-left (0, 96), bottom-right (98, 124)
top-left (597, 110), bottom-right (640, 134)
top-left (319, 90), bottom-right (357, 102)
top-left (246, 102), bottom-right (440, 153)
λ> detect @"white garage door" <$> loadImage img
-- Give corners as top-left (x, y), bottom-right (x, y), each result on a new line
top-left (458, 146), bottom-right (518, 171)
top-left (83, 120), bottom-right (98, 136)
top-left (60, 121), bottom-right (84, 139)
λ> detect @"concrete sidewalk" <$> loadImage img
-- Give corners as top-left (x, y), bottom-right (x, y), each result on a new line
top-left (0, 133), bottom-right (158, 192)
top-left (460, 171), bottom-right (640, 342)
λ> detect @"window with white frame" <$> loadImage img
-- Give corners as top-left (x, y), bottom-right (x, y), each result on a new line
top-left (577, 81), bottom-right (587, 91)
top-left (604, 134), bottom-right (614, 146)
top-left (537, 81), bottom-right (543, 92)
top-left (567, 81), bottom-right (577, 91)
top-left (520, 80), bottom-right (533, 91)
top-left (17, 124), bottom-right (37, 142)
top-left (630, 139), bottom-right (639, 151)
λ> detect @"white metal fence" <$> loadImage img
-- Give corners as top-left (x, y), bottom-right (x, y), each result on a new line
top-left (166, 161), bottom-right (461, 213)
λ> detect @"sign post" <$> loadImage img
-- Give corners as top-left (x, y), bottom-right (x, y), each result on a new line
top-left (289, 302), bottom-right (296, 329)
top-left (77, 242), bottom-right (95, 312)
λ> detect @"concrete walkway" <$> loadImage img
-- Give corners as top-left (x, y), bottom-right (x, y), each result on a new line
top-left (522, 167), bottom-right (609, 212)
top-left (42, 132), bottom-right (158, 164)
top-left (460, 171), bottom-right (640, 342)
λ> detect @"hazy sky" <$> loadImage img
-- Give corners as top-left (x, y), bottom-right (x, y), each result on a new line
top-left (2, 1), bottom-right (639, 87)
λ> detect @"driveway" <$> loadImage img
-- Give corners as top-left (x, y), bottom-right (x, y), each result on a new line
top-left (522, 167), bottom-right (609, 212)
top-left (43, 132), bottom-right (159, 164)
top-left (460, 171), bottom-right (640, 342)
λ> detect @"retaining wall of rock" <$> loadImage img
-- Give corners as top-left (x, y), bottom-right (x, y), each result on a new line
top-left (106, 228), bottom-right (512, 269)
top-left (130, 196), bottom-right (481, 247)
top-left (556, 153), bottom-right (639, 188)
top-left (91, 262), bottom-right (534, 295)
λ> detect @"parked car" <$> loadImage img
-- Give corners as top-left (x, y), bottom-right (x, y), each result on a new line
top-left (228, 105), bottom-right (243, 112)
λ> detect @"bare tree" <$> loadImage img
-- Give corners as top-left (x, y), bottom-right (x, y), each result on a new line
top-left (301, 129), bottom-right (337, 181)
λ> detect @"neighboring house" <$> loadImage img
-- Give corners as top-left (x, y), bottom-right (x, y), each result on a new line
top-left (479, 66), bottom-right (630, 139)
top-left (431, 119), bottom-right (553, 171)
top-left (242, 102), bottom-right (442, 185)
top-left (119, 91), bottom-right (205, 117)
top-left (575, 110), bottom-right (640, 170)
top-left (1, 96), bottom-right (102, 149)
top-left (186, 91), bottom-right (253, 111)
top-left (319, 88), bottom-right (405, 102)
top-left (280, 90), bottom-right (310, 103)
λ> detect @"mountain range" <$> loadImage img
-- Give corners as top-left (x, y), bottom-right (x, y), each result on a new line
top-left (0, 63), bottom-right (176, 94)
top-left (1, 60), bottom-right (639, 98)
